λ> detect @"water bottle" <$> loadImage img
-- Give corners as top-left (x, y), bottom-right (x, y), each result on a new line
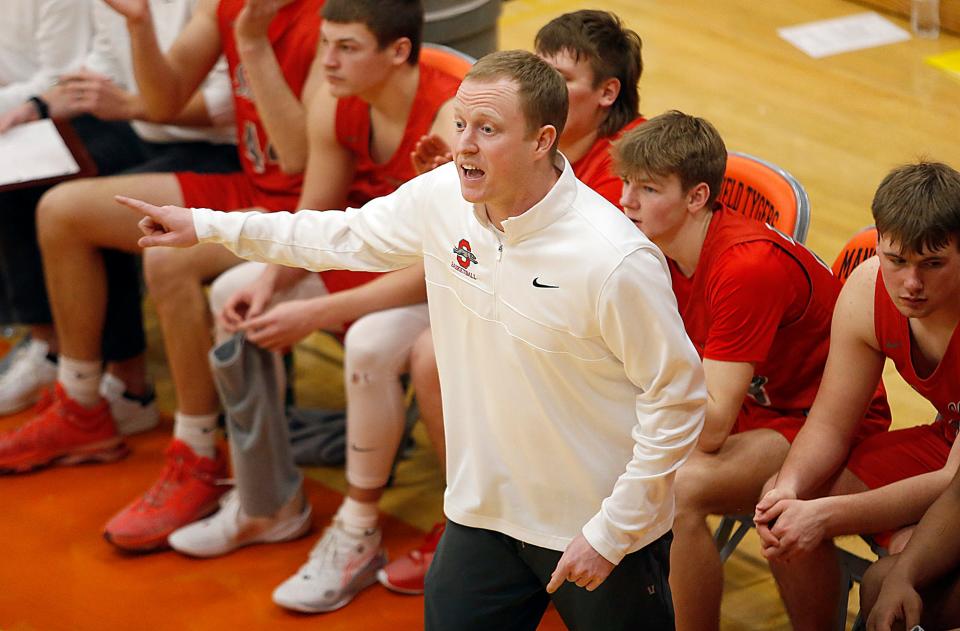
top-left (912, 0), bottom-right (941, 39)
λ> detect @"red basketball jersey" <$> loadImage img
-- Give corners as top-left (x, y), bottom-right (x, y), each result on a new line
top-left (335, 62), bottom-right (462, 208)
top-left (322, 61), bottom-right (461, 295)
top-left (572, 116), bottom-right (645, 208)
top-left (874, 268), bottom-right (960, 442)
top-left (674, 208), bottom-right (853, 413)
top-left (217, 0), bottom-right (321, 199)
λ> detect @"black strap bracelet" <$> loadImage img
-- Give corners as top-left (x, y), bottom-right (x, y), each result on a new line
top-left (28, 95), bottom-right (49, 119)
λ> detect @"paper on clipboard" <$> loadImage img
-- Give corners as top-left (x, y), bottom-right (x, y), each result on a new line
top-left (0, 119), bottom-right (81, 188)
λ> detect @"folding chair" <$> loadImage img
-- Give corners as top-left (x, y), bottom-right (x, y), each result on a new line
top-left (420, 42), bottom-right (476, 78)
top-left (714, 225), bottom-right (887, 630)
top-left (719, 151), bottom-right (811, 243)
top-left (711, 151), bottom-right (813, 569)
top-left (832, 226), bottom-right (877, 284)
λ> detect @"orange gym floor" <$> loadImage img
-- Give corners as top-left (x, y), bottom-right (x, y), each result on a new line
top-left (0, 406), bottom-right (564, 631)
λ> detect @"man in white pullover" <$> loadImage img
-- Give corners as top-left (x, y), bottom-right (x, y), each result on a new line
top-left (119, 50), bottom-right (706, 631)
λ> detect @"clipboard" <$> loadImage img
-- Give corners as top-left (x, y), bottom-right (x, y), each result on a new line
top-left (0, 118), bottom-right (97, 193)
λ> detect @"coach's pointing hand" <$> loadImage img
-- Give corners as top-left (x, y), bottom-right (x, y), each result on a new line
top-left (115, 195), bottom-right (199, 248)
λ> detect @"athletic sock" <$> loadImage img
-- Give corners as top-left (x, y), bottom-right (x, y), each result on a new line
top-left (337, 496), bottom-right (379, 535)
top-left (58, 356), bottom-right (102, 408)
top-left (173, 411), bottom-right (219, 459)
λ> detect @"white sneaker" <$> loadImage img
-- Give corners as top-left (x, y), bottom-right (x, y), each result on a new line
top-left (99, 373), bottom-right (160, 436)
top-left (0, 338), bottom-right (57, 415)
top-left (272, 519), bottom-right (386, 613)
top-left (168, 488), bottom-right (312, 557)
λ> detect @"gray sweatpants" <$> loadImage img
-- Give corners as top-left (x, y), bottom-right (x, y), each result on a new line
top-left (209, 333), bottom-right (302, 517)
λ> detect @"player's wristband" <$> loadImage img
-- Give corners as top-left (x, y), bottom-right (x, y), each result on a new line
top-left (28, 95), bottom-right (49, 119)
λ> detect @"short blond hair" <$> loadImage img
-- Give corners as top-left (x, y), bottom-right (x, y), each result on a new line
top-left (465, 50), bottom-right (567, 155)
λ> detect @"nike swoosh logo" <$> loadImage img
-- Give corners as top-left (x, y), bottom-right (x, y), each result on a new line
top-left (350, 443), bottom-right (377, 453)
top-left (885, 341), bottom-right (901, 349)
top-left (532, 277), bottom-right (559, 289)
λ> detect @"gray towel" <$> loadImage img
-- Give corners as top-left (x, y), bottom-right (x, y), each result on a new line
top-left (209, 333), bottom-right (302, 517)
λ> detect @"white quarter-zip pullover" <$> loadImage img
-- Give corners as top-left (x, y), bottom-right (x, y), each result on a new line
top-left (194, 157), bottom-right (705, 563)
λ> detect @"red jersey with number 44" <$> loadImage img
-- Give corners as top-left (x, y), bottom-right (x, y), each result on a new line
top-left (874, 267), bottom-right (960, 442)
top-left (218, 0), bottom-right (321, 198)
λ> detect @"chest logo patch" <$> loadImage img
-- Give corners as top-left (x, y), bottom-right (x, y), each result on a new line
top-left (451, 239), bottom-right (478, 280)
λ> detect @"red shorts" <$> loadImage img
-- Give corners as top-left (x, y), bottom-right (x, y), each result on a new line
top-left (734, 393), bottom-right (891, 446)
top-left (733, 404), bottom-right (806, 443)
top-left (847, 420), bottom-right (953, 547)
top-left (320, 270), bottom-right (382, 295)
top-left (176, 171), bottom-right (299, 213)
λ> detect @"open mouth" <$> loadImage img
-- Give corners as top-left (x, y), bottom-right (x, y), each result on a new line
top-left (460, 165), bottom-right (485, 180)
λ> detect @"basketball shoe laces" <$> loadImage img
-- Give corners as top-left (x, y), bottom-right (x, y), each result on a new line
top-left (139, 443), bottom-right (226, 509)
top-left (305, 521), bottom-right (370, 583)
top-left (6, 389), bottom-right (86, 445)
top-left (142, 457), bottom-right (187, 508)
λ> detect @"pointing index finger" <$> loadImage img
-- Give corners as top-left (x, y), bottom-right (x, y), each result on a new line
top-left (115, 195), bottom-right (158, 216)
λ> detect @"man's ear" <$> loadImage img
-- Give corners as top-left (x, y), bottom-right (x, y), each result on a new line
top-left (534, 125), bottom-right (558, 158)
top-left (686, 182), bottom-right (711, 213)
top-left (389, 38), bottom-right (413, 66)
top-left (598, 77), bottom-right (620, 108)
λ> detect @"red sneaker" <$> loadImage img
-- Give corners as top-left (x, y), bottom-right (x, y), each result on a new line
top-left (103, 439), bottom-right (228, 552)
top-left (0, 383), bottom-right (127, 473)
top-left (377, 521), bottom-right (445, 594)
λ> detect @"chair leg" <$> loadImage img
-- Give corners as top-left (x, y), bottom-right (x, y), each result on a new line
top-left (714, 515), bottom-right (735, 548)
top-left (837, 547), bottom-right (875, 630)
top-left (837, 557), bottom-right (853, 631)
top-left (714, 515), bottom-right (755, 563)
top-left (850, 612), bottom-right (866, 631)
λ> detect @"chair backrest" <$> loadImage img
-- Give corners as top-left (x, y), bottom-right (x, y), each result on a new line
top-left (831, 226), bottom-right (877, 285)
top-left (420, 42), bottom-right (476, 80)
top-left (718, 151), bottom-right (811, 243)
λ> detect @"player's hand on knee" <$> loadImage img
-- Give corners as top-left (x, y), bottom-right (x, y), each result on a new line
top-left (220, 278), bottom-right (275, 333)
top-left (866, 577), bottom-right (923, 631)
top-left (220, 290), bottom-right (254, 333)
top-left (240, 299), bottom-right (319, 352)
top-left (755, 520), bottom-right (781, 557)
top-left (762, 498), bottom-right (828, 561)
top-left (546, 534), bottom-right (615, 594)
top-left (755, 486), bottom-right (795, 524)
top-left (115, 196), bottom-right (199, 248)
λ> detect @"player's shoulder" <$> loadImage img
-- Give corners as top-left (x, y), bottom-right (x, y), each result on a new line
top-left (840, 255), bottom-right (880, 304)
top-left (833, 255), bottom-right (880, 345)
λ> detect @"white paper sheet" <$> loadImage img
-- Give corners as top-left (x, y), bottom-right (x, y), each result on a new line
top-left (778, 12), bottom-right (911, 59)
top-left (0, 119), bottom-right (80, 188)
